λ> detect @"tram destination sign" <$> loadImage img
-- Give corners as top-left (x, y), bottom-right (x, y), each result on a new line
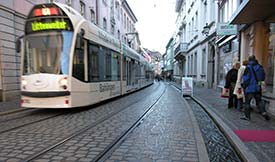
top-left (25, 19), bottom-right (73, 34)
top-left (25, 4), bottom-right (73, 34)
top-left (31, 21), bottom-right (67, 31)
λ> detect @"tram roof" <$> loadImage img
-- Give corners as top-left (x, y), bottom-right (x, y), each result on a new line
top-left (53, 2), bottom-right (85, 28)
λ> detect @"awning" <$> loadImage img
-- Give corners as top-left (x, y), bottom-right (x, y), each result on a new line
top-left (230, 0), bottom-right (275, 24)
top-left (216, 35), bottom-right (236, 47)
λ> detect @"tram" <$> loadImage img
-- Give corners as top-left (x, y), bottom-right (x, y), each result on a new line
top-left (17, 3), bottom-right (154, 108)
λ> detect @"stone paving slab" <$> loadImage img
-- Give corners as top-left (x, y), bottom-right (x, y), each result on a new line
top-left (106, 83), bottom-right (209, 162)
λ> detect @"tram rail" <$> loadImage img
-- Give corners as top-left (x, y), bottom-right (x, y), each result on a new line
top-left (0, 111), bottom-right (65, 135)
top-left (0, 83), bottom-right (161, 161)
top-left (24, 84), bottom-right (165, 161)
top-left (0, 83), bottom-right (159, 137)
top-left (0, 107), bottom-right (30, 116)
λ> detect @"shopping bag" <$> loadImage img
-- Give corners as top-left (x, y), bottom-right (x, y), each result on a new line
top-left (260, 81), bottom-right (267, 93)
top-left (236, 88), bottom-right (244, 99)
top-left (221, 88), bottom-right (229, 98)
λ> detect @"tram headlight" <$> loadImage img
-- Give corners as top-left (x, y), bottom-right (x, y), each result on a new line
top-left (59, 77), bottom-right (68, 90)
top-left (22, 79), bottom-right (27, 86)
top-left (21, 79), bottom-right (27, 90)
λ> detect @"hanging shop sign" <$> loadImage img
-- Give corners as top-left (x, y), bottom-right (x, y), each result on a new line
top-left (217, 23), bottom-right (237, 36)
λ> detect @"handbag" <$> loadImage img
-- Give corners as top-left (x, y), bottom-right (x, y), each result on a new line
top-left (236, 88), bottom-right (244, 99)
top-left (221, 88), bottom-right (229, 98)
top-left (260, 81), bottom-right (267, 93)
top-left (251, 67), bottom-right (266, 93)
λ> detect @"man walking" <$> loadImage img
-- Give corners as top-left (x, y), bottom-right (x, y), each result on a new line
top-left (240, 55), bottom-right (270, 121)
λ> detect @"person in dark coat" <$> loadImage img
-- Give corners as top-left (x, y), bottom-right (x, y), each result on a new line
top-left (240, 55), bottom-right (270, 121)
top-left (224, 61), bottom-right (240, 109)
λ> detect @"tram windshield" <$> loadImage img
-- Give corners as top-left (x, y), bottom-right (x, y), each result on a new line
top-left (23, 31), bottom-right (73, 75)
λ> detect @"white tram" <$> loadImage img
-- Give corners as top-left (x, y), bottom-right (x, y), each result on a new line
top-left (18, 3), bottom-right (154, 108)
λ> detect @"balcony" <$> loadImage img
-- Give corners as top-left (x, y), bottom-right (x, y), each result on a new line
top-left (174, 43), bottom-right (188, 60)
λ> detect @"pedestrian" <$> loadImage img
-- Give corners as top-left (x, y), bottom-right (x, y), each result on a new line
top-left (167, 74), bottom-right (172, 81)
top-left (240, 55), bottom-right (270, 121)
top-left (233, 60), bottom-right (249, 111)
top-left (224, 60), bottom-right (240, 109)
top-left (157, 74), bottom-right (161, 82)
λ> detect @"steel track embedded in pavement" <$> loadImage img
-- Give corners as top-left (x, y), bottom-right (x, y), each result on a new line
top-left (22, 83), bottom-right (163, 161)
top-left (0, 83), bottom-right (158, 136)
top-left (93, 86), bottom-right (166, 162)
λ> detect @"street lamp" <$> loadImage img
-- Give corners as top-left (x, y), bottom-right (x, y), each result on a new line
top-left (124, 32), bottom-right (140, 47)
top-left (202, 23), bottom-right (210, 36)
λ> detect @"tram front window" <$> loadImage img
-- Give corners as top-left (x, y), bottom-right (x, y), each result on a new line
top-left (23, 31), bottom-right (73, 75)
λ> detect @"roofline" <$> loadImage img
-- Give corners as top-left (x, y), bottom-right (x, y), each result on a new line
top-left (122, 0), bottom-right (138, 23)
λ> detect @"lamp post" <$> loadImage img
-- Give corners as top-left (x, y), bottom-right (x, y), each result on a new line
top-left (202, 23), bottom-right (210, 36)
top-left (124, 32), bottom-right (140, 49)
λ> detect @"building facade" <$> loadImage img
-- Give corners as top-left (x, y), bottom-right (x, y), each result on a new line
top-left (173, 0), bottom-right (217, 87)
top-left (171, 0), bottom-right (275, 115)
top-left (215, 0), bottom-right (240, 88)
top-left (230, 0), bottom-right (275, 115)
top-left (0, 0), bottom-right (138, 101)
top-left (150, 50), bottom-right (162, 76)
top-left (164, 38), bottom-right (175, 81)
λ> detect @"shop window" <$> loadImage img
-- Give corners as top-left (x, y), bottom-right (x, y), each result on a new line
top-left (266, 24), bottom-right (275, 93)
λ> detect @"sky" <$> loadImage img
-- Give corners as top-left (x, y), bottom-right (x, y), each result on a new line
top-left (127, 0), bottom-right (177, 54)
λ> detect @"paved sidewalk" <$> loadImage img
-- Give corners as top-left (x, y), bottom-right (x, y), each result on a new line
top-left (171, 81), bottom-right (275, 162)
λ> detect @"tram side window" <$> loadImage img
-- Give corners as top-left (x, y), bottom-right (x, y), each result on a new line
top-left (135, 63), bottom-right (139, 84)
top-left (111, 51), bottom-right (120, 81)
top-left (123, 57), bottom-right (127, 80)
top-left (88, 43), bottom-right (99, 82)
top-left (141, 64), bottom-right (145, 79)
top-left (104, 48), bottom-right (112, 80)
top-left (73, 36), bottom-right (85, 81)
top-left (145, 65), bottom-right (150, 80)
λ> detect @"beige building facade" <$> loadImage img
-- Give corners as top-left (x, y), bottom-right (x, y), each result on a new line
top-left (230, 0), bottom-right (275, 115)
